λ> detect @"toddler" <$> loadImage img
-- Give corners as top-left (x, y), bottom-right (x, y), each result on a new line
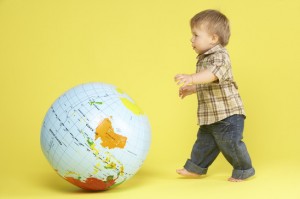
top-left (174, 9), bottom-right (255, 182)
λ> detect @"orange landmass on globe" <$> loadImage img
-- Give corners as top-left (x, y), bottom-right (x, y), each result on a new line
top-left (65, 176), bottom-right (116, 191)
top-left (95, 118), bottom-right (127, 149)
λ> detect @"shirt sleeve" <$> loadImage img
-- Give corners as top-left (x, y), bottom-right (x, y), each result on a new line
top-left (206, 52), bottom-right (230, 83)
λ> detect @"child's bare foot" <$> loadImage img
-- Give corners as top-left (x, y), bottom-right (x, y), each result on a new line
top-left (176, 168), bottom-right (202, 177)
top-left (228, 177), bottom-right (243, 182)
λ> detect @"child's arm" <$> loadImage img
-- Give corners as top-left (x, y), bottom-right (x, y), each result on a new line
top-left (174, 69), bottom-right (218, 86)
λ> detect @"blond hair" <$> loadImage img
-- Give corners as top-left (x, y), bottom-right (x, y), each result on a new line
top-left (190, 9), bottom-right (231, 46)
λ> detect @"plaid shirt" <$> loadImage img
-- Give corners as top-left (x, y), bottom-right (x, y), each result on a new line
top-left (195, 44), bottom-right (246, 125)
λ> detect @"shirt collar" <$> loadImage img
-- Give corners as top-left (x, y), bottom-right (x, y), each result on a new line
top-left (197, 44), bottom-right (223, 59)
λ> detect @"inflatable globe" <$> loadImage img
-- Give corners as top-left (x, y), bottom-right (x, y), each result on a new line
top-left (40, 83), bottom-right (151, 191)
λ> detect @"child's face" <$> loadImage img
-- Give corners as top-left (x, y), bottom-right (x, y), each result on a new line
top-left (190, 25), bottom-right (218, 54)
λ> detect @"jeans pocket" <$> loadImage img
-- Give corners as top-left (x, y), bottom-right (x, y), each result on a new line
top-left (211, 120), bottom-right (231, 133)
top-left (211, 119), bottom-right (232, 141)
top-left (217, 120), bottom-right (231, 126)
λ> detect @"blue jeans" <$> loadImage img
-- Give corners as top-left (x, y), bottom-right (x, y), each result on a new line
top-left (184, 114), bottom-right (255, 179)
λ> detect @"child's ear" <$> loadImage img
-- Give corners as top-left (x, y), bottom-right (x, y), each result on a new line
top-left (211, 34), bottom-right (219, 44)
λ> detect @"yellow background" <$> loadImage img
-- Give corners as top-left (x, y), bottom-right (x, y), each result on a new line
top-left (1, 0), bottom-right (300, 198)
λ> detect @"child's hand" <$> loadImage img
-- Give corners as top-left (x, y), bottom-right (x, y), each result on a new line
top-left (174, 74), bottom-right (193, 86)
top-left (179, 85), bottom-right (196, 99)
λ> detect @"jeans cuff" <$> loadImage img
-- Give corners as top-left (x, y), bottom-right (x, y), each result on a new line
top-left (232, 167), bottom-right (255, 179)
top-left (184, 159), bottom-right (208, 175)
